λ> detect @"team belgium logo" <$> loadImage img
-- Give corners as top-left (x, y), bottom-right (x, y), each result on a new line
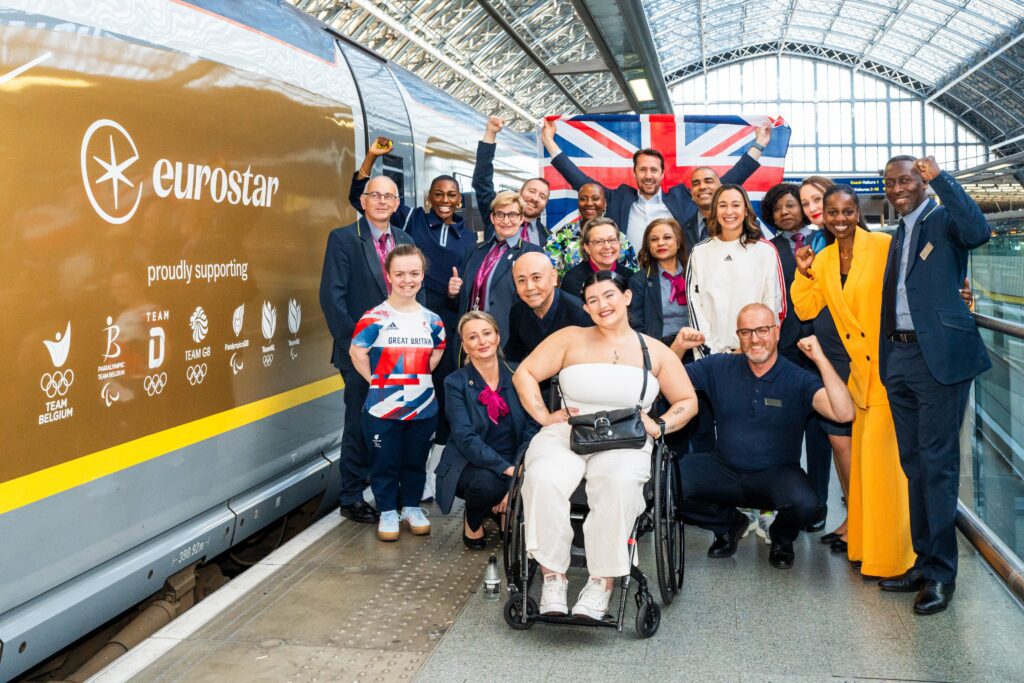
top-left (80, 119), bottom-right (144, 225)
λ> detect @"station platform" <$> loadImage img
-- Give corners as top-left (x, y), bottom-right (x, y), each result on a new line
top-left (92, 491), bottom-right (1024, 683)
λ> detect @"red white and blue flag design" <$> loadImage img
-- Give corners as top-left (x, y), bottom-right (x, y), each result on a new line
top-left (541, 114), bottom-right (791, 230)
top-left (351, 303), bottom-right (446, 421)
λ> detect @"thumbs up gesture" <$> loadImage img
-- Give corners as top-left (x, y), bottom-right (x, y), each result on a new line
top-left (448, 266), bottom-right (464, 297)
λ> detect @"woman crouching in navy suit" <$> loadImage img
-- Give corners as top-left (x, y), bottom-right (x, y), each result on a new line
top-left (435, 311), bottom-right (538, 549)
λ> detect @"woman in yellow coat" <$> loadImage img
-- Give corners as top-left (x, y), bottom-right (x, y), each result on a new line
top-left (792, 185), bottom-right (915, 578)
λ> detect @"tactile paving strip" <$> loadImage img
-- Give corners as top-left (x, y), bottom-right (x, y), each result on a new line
top-left (135, 505), bottom-right (497, 682)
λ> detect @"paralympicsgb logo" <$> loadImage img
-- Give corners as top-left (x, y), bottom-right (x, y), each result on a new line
top-left (81, 119), bottom-right (144, 225)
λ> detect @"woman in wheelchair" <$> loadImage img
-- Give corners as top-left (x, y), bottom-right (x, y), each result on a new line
top-left (512, 270), bottom-right (697, 620)
top-left (435, 311), bottom-right (537, 549)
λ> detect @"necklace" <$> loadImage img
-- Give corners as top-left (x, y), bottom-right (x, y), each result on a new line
top-left (839, 248), bottom-right (853, 260)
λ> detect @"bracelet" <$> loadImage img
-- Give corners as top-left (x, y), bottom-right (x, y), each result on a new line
top-left (751, 142), bottom-right (765, 152)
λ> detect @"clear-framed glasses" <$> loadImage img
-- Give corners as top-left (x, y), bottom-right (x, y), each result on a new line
top-left (492, 210), bottom-right (522, 222)
top-left (736, 325), bottom-right (774, 339)
top-left (587, 238), bottom-right (618, 248)
top-left (363, 191), bottom-right (399, 203)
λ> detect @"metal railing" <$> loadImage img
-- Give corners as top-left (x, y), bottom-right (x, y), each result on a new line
top-left (960, 311), bottom-right (1024, 603)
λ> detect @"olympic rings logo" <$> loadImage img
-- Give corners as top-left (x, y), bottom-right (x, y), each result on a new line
top-left (262, 354), bottom-right (273, 367)
top-left (144, 372), bottom-right (168, 396)
top-left (186, 363), bottom-right (208, 385)
top-left (40, 369), bottom-right (75, 398)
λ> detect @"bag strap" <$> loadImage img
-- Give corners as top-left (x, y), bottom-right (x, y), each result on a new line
top-left (636, 332), bottom-right (650, 408)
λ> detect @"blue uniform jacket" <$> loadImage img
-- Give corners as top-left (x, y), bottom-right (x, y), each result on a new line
top-left (550, 151), bottom-right (761, 241)
top-left (448, 236), bottom-right (542, 344)
top-left (771, 233), bottom-right (816, 357)
top-left (435, 362), bottom-right (538, 515)
top-left (879, 171), bottom-right (992, 385)
top-left (318, 218), bottom-right (421, 371)
top-left (629, 264), bottom-right (667, 338)
top-left (348, 173), bottom-right (475, 299)
top-left (473, 141), bottom-right (551, 244)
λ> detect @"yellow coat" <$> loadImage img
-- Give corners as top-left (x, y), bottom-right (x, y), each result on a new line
top-left (791, 229), bottom-right (915, 577)
top-left (791, 230), bottom-right (891, 409)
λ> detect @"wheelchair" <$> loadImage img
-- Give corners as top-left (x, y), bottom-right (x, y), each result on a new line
top-left (500, 378), bottom-right (685, 638)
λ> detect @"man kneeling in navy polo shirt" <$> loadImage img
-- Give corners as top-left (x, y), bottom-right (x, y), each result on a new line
top-left (676, 303), bottom-right (855, 569)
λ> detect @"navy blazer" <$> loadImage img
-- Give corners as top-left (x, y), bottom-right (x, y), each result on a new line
top-left (628, 263), bottom-right (668, 338)
top-left (550, 151), bottom-right (761, 241)
top-left (349, 173), bottom-right (475, 298)
top-left (879, 171), bottom-right (992, 386)
top-left (771, 233), bottom-right (816, 356)
top-left (318, 218), bottom-right (421, 370)
top-left (449, 237), bottom-right (542, 344)
top-left (473, 141), bottom-right (551, 245)
top-left (435, 362), bottom-right (538, 515)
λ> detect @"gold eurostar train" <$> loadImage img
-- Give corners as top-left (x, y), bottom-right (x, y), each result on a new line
top-left (0, 1), bottom-right (535, 678)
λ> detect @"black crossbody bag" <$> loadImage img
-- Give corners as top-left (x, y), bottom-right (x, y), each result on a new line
top-left (561, 332), bottom-right (651, 455)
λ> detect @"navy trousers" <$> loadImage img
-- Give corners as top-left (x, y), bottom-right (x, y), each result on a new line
top-left (803, 413), bottom-right (833, 519)
top-left (884, 341), bottom-right (971, 584)
top-left (363, 413), bottom-right (437, 513)
top-left (680, 453), bottom-right (818, 545)
top-left (456, 464), bottom-right (509, 531)
top-left (338, 367), bottom-right (370, 506)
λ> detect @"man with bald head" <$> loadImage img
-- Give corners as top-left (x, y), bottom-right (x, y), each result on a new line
top-left (674, 303), bottom-right (855, 568)
top-left (504, 251), bottom-right (592, 363)
top-left (320, 175), bottom-right (423, 524)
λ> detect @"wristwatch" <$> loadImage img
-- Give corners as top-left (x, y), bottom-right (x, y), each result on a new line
top-left (656, 418), bottom-right (667, 440)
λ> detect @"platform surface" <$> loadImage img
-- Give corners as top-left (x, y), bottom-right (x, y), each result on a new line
top-left (117, 486), bottom-right (1024, 683)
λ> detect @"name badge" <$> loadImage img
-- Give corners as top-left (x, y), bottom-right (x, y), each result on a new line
top-left (764, 398), bottom-right (783, 408)
top-left (920, 242), bottom-right (934, 260)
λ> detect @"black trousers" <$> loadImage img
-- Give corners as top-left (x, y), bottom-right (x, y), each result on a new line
top-left (426, 288), bottom-right (457, 446)
top-left (456, 464), bottom-right (509, 531)
top-left (338, 367), bottom-right (371, 506)
top-left (680, 453), bottom-right (818, 545)
top-left (884, 341), bottom-right (971, 584)
top-left (782, 349), bottom-right (833, 516)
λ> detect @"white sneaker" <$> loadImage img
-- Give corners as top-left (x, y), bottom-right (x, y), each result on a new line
top-left (571, 577), bottom-right (612, 620)
top-left (756, 511), bottom-right (775, 545)
top-left (741, 508), bottom-right (757, 538)
top-left (539, 574), bottom-right (568, 615)
top-left (378, 510), bottom-right (400, 542)
top-left (401, 506), bottom-right (431, 535)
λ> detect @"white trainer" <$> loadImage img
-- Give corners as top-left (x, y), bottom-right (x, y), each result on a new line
top-left (378, 510), bottom-right (400, 542)
top-left (539, 574), bottom-right (568, 615)
top-left (401, 506), bottom-right (431, 535)
top-left (571, 577), bottom-right (612, 620)
top-left (756, 511), bottom-right (775, 544)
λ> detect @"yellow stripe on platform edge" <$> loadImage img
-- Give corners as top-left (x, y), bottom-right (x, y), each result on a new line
top-left (0, 376), bottom-right (343, 516)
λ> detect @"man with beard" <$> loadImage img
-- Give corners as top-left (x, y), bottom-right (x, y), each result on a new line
top-left (674, 304), bottom-right (854, 569)
top-left (541, 118), bottom-right (772, 249)
top-left (504, 251), bottom-right (592, 364)
top-left (474, 115), bottom-right (551, 246)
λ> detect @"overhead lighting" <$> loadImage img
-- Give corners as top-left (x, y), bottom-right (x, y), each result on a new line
top-left (628, 77), bottom-right (654, 102)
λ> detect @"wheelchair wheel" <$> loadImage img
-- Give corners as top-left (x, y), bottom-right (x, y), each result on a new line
top-left (502, 465), bottom-right (526, 590)
top-left (503, 593), bottom-right (538, 630)
top-left (653, 445), bottom-right (685, 606)
top-left (635, 597), bottom-right (660, 638)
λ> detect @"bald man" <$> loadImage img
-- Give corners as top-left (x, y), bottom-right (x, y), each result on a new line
top-left (320, 175), bottom-right (423, 524)
top-left (504, 251), bottom-right (592, 363)
top-left (675, 303), bottom-right (854, 568)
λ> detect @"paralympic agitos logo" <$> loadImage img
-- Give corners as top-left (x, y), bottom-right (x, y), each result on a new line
top-left (80, 119), bottom-right (281, 225)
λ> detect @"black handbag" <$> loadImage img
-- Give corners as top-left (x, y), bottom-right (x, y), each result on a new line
top-left (563, 332), bottom-right (652, 455)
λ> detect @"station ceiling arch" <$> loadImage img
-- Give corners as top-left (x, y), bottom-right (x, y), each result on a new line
top-left (291, 0), bottom-right (1024, 157)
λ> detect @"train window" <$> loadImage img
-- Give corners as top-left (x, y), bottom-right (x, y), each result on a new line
top-left (381, 154), bottom-right (404, 200)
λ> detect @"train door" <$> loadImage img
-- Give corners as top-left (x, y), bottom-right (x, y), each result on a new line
top-left (336, 40), bottom-right (416, 208)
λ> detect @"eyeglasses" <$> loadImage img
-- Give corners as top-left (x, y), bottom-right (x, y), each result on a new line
top-left (736, 326), bottom-right (774, 339)
top-left (492, 211), bottom-right (522, 222)
top-left (363, 191), bottom-right (399, 203)
top-left (587, 238), bottom-right (619, 248)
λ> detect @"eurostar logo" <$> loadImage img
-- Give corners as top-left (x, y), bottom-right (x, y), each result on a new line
top-left (81, 119), bottom-right (143, 224)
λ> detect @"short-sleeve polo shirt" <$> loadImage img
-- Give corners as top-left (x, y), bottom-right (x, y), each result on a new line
top-left (686, 353), bottom-right (823, 471)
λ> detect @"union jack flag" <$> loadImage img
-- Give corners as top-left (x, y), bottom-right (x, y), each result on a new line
top-left (541, 114), bottom-right (792, 230)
